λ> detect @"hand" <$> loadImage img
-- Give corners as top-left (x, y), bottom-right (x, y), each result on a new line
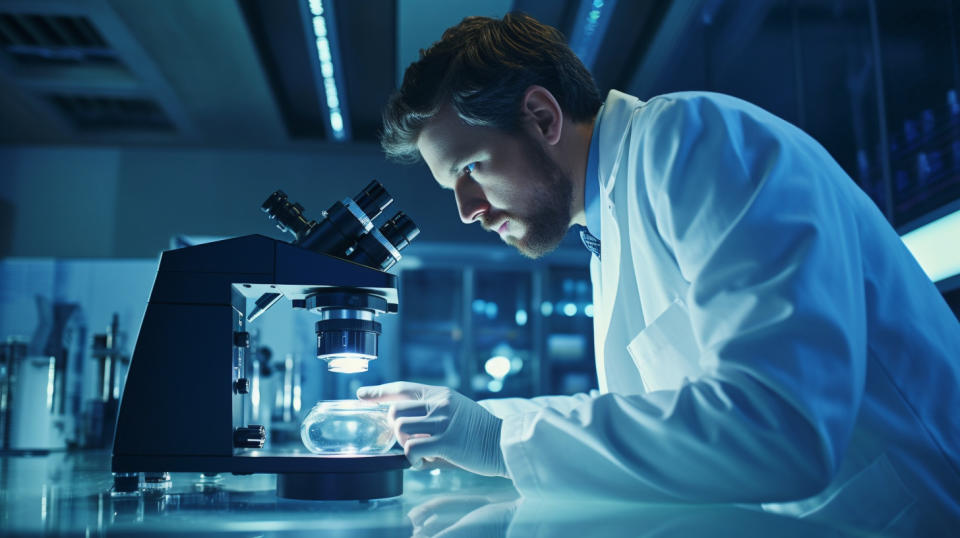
top-left (408, 495), bottom-right (519, 538)
top-left (357, 381), bottom-right (507, 477)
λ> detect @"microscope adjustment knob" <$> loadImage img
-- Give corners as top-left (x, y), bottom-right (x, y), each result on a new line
top-left (233, 331), bottom-right (250, 348)
top-left (234, 377), bottom-right (250, 394)
top-left (234, 425), bottom-right (266, 449)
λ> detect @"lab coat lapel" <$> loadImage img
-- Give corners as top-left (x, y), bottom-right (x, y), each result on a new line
top-left (592, 91), bottom-right (639, 392)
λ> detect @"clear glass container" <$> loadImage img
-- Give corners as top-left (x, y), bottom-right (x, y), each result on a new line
top-left (300, 400), bottom-right (394, 454)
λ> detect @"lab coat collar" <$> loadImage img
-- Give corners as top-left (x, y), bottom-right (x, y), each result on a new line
top-left (584, 105), bottom-right (603, 237)
top-left (596, 90), bottom-right (643, 194)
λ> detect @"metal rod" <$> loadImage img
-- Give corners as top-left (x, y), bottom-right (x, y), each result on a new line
top-left (867, 0), bottom-right (895, 222)
top-left (791, 0), bottom-right (807, 130)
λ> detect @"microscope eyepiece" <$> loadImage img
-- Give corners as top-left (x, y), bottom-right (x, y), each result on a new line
top-left (380, 212), bottom-right (420, 252)
top-left (353, 181), bottom-right (393, 221)
top-left (261, 190), bottom-right (316, 241)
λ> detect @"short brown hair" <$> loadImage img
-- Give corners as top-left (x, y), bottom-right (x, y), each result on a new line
top-left (381, 12), bottom-right (603, 163)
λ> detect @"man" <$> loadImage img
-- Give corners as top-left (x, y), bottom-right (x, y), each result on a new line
top-left (358, 13), bottom-right (960, 534)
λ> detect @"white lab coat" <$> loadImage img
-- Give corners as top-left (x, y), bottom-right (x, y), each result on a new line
top-left (480, 90), bottom-right (960, 535)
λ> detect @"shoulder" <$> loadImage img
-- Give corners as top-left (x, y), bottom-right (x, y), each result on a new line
top-left (634, 92), bottom-right (797, 144)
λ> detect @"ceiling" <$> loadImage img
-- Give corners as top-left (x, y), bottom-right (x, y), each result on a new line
top-left (0, 0), bottom-right (952, 181)
top-left (0, 0), bottom-right (674, 149)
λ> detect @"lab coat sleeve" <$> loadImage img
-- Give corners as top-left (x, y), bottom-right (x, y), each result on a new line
top-left (500, 94), bottom-right (867, 502)
top-left (479, 392), bottom-right (597, 419)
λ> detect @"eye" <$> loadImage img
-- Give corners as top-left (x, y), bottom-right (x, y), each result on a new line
top-left (463, 162), bottom-right (478, 175)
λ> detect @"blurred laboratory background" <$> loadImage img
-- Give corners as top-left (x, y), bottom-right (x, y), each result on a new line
top-left (1, 0), bottom-right (959, 454)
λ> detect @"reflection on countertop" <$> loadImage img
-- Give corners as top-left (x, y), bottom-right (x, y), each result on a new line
top-left (0, 451), bottom-right (865, 537)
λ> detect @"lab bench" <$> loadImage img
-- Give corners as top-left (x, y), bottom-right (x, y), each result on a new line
top-left (0, 451), bottom-right (868, 537)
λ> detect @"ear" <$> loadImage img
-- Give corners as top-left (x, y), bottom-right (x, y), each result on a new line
top-left (520, 85), bottom-right (563, 146)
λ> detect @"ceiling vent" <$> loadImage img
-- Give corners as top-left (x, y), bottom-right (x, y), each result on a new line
top-left (46, 94), bottom-right (174, 132)
top-left (0, 13), bottom-right (120, 67)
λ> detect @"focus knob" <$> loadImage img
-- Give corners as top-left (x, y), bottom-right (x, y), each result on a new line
top-left (234, 377), bottom-right (250, 394)
top-left (233, 331), bottom-right (250, 348)
top-left (233, 425), bottom-right (265, 448)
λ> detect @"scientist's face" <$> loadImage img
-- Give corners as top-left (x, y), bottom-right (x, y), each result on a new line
top-left (417, 104), bottom-right (573, 259)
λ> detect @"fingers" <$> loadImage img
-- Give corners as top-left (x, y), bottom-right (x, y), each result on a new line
top-left (405, 435), bottom-right (441, 468)
top-left (395, 416), bottom-right (447, 437)
top-left (357, 381), bottom-right (426, 402)
top-left (389, 400), bottom-right (430, 420)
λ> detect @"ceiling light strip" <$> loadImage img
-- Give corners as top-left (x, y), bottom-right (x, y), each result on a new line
top-left (901, 207), bottom-right (960, 283)
top-left (307, 0), bottom-right (348, 140)
top-left (568, 0), bottom-right (618, 71)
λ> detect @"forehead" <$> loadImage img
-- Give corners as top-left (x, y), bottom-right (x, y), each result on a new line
top-left (417, 106), bottom-right (489, 183)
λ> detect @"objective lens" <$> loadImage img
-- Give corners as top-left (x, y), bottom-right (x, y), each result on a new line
top-left (326, 356), bottom-right (371, 373)
top-left (315, 318), bottom-right (381, 370)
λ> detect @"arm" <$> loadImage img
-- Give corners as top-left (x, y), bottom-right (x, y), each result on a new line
top-left (501, 94), bottom-right (867, 502)
top-left (478, 392), bottom-right (597, 419)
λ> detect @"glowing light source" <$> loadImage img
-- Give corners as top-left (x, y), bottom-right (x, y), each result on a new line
top-left (515, 309), bottom-right (528, 326)
top-left (540, 301), bottom-right (554, 317)
top-left (584, 303), bottom-right (595, 318)
top-left (568, 0), bottom-right (617, 70)
top-left (901, 208), bottom-right (960, 283)
top-left (562, 303), bottom-right (578, 317)
top-left (484, 355), bottom-right (511, 379)
top-left (306, 0), bottom-right (346, 140)
top-left (326, 355), bottom-right (370, 373)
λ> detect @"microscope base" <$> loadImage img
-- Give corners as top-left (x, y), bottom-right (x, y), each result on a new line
top-left (112, 452), bottom-right (410, 500)
top-left (277, 469), bottom-right (403, 500)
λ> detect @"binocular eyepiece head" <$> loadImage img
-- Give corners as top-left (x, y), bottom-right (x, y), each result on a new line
top-left (261, 180), bottom-right (418, 271)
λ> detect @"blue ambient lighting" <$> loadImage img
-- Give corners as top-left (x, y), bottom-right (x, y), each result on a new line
top-left (568, 0), bottom-right (617, 70)
top-left (307, 0), bottom-right (346, 140)
top-left (901, 208), bottom-right (960, 283)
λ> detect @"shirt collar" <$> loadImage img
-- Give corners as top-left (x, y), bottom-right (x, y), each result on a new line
top-left (584, 105), bottom-right (603, 237)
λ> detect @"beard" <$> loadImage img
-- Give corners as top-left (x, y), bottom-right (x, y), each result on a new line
top-left (505, 134), bottom-right (574, 259)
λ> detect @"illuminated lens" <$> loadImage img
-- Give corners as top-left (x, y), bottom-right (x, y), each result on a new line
top-left (326, 356), bottom-right (371, 373)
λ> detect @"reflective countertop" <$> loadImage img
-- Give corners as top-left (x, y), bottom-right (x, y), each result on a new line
top-left (0, 451), bottom-right (871, 537)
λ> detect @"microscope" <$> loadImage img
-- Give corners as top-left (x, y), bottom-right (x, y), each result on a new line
top-left (111, 181), bottom-right (419, 500)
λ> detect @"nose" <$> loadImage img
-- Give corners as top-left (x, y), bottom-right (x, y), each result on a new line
top-left (454, 176), bottom-right (489, 224)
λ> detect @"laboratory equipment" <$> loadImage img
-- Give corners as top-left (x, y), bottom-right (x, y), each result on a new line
top-left (112, 181), bottom-right (418, 500)
top-left (4, 299), bottom-right (86, 452)
top-left (0, 339), bottom-right (27, 450)
top-left (84, 314), bottom-right (129, 449)
top-left (300, 400), bottom-right (393, 454)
